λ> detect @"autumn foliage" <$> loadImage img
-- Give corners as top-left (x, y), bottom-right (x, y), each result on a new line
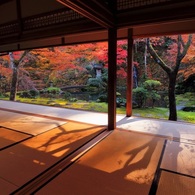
top-left (0, 35), bottom-right (194, 102)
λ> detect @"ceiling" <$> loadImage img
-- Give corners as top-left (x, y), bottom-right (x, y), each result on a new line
top-left (1, 0), bottom-right (195, 52)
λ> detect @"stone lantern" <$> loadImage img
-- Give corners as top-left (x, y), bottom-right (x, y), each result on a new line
top-left (93, 63), bottom-right (103, 78)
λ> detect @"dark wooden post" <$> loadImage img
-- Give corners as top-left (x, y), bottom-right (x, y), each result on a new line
top-left (108, 27), bottom-right (117, 130)
top-left (126, 28), bottom-right (134, 117)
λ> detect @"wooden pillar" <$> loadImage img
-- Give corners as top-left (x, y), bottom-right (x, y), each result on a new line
top-left (108, 27), bottom-right (117, 130)
top-left (126, 28), bottom-right (134, 117)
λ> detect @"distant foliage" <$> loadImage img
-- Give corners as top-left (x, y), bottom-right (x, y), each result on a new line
top-left (19, 89), bottom-right (39, 98)
top-left (133, 87), bottom-right (148, 108)
top-left (143, 80), bottom-right (161, 90)
top-left (133, 79), bottom-right (161, 108)
top-left (43, 87), bottom-right (61, 94)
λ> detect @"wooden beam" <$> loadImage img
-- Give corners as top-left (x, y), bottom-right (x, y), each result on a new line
top-left (0, 52), bottom-right (9, 56)
top-left (117, 1), bottom-right (195, 28)
top-left (126, 29), bottom-right (134, 117)
top-left (0, 0), bottom-right (12, 5)
top-left (16, 0), bottom-right (22, 37)
top-left (108, 27), bottom-right (117, 130)
top-left (56, 0), bottom-right (115, 28)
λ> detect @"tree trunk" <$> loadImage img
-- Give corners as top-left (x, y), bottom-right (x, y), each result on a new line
top-left (9, 65), bottom-right (19, 101)
top-left (168, 73), bottom-right (177, 121)
top-left (144, 38), bottom-right (147, 77)
top-left (9, 51), bottom-right (29, 101)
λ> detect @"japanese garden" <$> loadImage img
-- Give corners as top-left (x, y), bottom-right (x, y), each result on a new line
top-left (0, 34), bottom-right (195, 123)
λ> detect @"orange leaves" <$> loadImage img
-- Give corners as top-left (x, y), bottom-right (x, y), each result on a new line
top-left (117, 68), bottom-right (127, 78)
top-left (0, 64), bottom-right (12, 77)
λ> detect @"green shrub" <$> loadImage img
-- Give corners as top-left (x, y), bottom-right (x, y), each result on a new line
top-left (116, 97), bottom-right (126, 107)
top-left (133, 87), bottom-right (148, 108)
top-left (87, 78), bottom-right (100, 87)
top-left (29, 89), bottom-right (39, 97)
top-left (19, 91), bottom-right (32, 98)
top-left (63, 91), bottom-right (71, 100)
top-left (69, 98), bottom-right (78, 102)
top-left (19, 89), bottom-right (39, 99)
top-left (0, 92), bottom-right (9, 98)
top-left (97, 94), bottom-right (108, 102)
top-left (143, 79), bottom-right (161, 90)
top-left (143, 79), bottom-right (161, 107)
top-left (45, 87), bottom-right (61, 94)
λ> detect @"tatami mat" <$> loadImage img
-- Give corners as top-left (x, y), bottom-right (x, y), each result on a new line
top-left (161, 141), bottom-right (195, 177)
top-left (0, 127), bottom-right (31, 150)
top-left (36, 130), bottom-right (164, 195)
top-left (117, 117), bottom-right (195, 143)
top-left (0, 178), bottom-right (18, 195)
top-left (0, 122), bottom-right (106, 193)
top-left (1, 100), bottom-right (194, 194)
top-left (156, 171), bottom-right (195, 195)
top-left (0, 110), bottom-right (66, 135)
top-left (1, 100), bottom-right (195, 142)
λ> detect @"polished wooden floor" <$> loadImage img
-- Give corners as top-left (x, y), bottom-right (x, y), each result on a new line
top-left (0, 100), bottom-right (194, 194)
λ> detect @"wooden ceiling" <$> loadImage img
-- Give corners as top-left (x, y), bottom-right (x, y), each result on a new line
top-left (1, 0), bottom-right (195, 52)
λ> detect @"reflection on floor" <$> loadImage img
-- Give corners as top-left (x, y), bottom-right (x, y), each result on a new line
top-left (161, 141), bottom-right (195, 177)
top-left (0, 101), bottom-right (195, 194)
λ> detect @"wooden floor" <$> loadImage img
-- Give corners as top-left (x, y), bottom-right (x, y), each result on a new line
top-left (0, 117), bottom-right (106, 194)
top-left (0, 101), bottom-right (195, 194)
top-left (36, 130), bottom-right (165, 195)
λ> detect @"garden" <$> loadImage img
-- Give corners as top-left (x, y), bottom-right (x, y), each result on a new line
top-left (0, 35), bottom-right (195, 124)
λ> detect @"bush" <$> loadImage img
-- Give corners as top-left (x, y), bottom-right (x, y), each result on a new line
top-left (19, 91), bottom-right (32, 98)
top-left (116, 97), bottom-right (126, 107)
top-left (85, 86), bottom-right (99, 93)
top-left (97, 94), bottom-right (108, 102)
top-left (143, 80), bottom-right (161, 90)
top-left (87, 78), bottom-right (100, 87)
top-left (0, 92), bottom-right (9, 98)
top-left (63, 91), bottom-right (71, 100)
top-left (69, 98), bottom-right (78, 102)
top-left (19, 89), bottom-right (39, 99)
top-left (44, 87), bottom-right (61, 94)
top-left (143, 79), bottom-right (162, 107)
top-left (29, 89), bottom-right (39, 98)
top-left (182, 107), bottom-right (195, 112)
top-left (133, 87), bottom-right (147, 108)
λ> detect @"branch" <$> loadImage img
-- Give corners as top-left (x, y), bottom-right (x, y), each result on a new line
top-left (0, 52), bottom-right (9, 56)
top-left (146, 38), bottom-right (172, 74)
top-left (179, 34), bottom-right (192, 60)
top-left (180, 35), bottom-right (185, 48)
top-left (9, 52), bottom-right (15, 69)
top-left (175, 34), bottom-right (192, 73)
top-left (9, 50), bottom-right (30, 69)
top-left (18, 50), bottom-right (30, 64)
top-left (19, 67), bottom-right (30, 76)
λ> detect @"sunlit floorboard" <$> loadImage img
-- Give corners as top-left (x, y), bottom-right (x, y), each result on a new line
top-left (0, 127), bottom-right (31, 150)
top-left (161, 141), bottom-right (195, 177)
top-left (36, 130), bottom-right (164, 195)
top-left (0, 100), bottom-right (194, 142)
top-left (0, 121), bottom-right (105, 194)
top-left (117, 117), bottom-right (195, 143)
top-left (0, 100), bottom-right (195, 194)
top-left (0, 110), bottom-right (66, 135)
